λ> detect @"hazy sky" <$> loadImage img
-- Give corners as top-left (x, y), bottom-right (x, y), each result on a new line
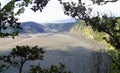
top-left (91, 0), bottom-right (120, 17)
top-left (18, 0), bottom-right (75, 23)
top-left (1, 0), bottom-right (120, 23)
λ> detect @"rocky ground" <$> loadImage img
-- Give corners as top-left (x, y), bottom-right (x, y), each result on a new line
top-left (0, 32), bottom-right (108, 73)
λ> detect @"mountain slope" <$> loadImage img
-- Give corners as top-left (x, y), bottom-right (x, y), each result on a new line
top-left (20, 21), bottom-right (76, 33)
top-left (20, 22), bottom-right (45, 33)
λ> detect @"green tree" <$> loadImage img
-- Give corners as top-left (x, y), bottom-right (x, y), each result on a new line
top-left (0, 45), bottom-right (45, 73)
top-left (0, 0), bottom-right (23, 38)
top-left (0, 63), bottom-right (8, 72)
top-left (0, 46), bottom-right (72, 73)
top-left (29, 63), bottom-right (71, 73)
top-left (57, 0), bottom-right (120, 49)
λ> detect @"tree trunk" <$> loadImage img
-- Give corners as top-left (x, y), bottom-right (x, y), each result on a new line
top-left (19, 61), bottom-right (26, 73)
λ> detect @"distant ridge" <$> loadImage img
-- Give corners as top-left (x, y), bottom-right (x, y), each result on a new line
top-left (20, 21), bottom-right (76, 33)
top-left (20, 21), bottom-right (45, 33)
top-left (43, 22), bottom-right (76, 33)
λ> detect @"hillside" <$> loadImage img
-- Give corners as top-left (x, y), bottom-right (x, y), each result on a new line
top-left (43, 22), bottom-right (75, 33)
top-left (20, 22), bottom-right (45, 33)
top-left (20, 21), bottom-right (76, 33)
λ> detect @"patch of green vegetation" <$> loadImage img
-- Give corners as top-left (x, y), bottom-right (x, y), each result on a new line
top-left (108, 50), bottom-right (120, 73)
top-left (71, 20), bottom-right (114, 50)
